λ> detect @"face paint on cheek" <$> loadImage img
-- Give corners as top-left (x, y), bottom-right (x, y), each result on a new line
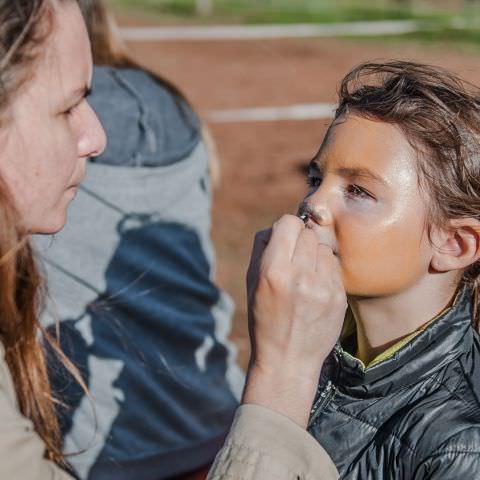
top-left (339, 219), bottom-right (430, 296)
top-left (302, 116), bottom-right (432, 298)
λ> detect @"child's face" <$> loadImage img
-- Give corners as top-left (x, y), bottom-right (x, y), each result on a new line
top-left (302, 114), bottom-right (434, 297)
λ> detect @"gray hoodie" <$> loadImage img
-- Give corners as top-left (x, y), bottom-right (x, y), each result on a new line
top-left (35, 66), bottom-right (244, 480)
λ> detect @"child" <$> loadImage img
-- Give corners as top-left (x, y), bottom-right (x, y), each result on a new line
top-left (301, 61), bottom-right (480, 479)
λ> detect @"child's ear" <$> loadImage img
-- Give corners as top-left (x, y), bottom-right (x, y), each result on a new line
top-left (430, 219), bottom-right (480, 273)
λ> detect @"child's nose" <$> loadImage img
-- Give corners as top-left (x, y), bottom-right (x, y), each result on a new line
top-left (306, 203), bottom-right (333, 226)
top-left (306, 185), bottom-right (334, 226)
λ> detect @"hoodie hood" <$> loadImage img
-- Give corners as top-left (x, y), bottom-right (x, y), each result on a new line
top-left (89, 66), bottom-right (201, 167)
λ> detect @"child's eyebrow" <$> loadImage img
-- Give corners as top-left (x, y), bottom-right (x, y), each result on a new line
top-left (308, 159), bottom-right (387, 187)
top-left (308, 159), bottom-right (322, 172)
top-left (335, 166), bottom-right (388, 187)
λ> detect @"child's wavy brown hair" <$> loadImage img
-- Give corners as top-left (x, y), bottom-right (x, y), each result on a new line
top-left (336, 61), bottom-right (480, 328)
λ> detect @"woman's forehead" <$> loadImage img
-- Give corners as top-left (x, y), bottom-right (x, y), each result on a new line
top-left (40, 1), bottom-right (92, 101)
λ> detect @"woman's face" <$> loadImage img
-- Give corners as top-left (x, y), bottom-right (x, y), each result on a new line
top-left (0, 0), bottom-right (106, 234)
top-left (302, 114), bottom-right (434, 297)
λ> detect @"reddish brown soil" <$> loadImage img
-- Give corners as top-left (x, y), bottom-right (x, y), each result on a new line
top-left (124, 30), bottom-right (480, 368)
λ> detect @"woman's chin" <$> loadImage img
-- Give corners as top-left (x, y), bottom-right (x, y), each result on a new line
top-left (26, 210), bottom-right (68, 235)
top-left (25, 190), bottom-right (81, 234)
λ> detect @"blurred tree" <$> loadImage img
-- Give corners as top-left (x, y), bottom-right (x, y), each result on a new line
top-left (196, 0), bottom-right (212, 16)
top-left (464, 0), bottom-right (480, 23)
top-left (393, 0), bottom-right (411, 10)
top-left (465, 0), bottom-right (480, 9)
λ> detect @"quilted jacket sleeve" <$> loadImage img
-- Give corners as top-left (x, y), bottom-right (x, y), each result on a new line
top-left (416, 451), bottom-right (480, 479)
top-left (414, 430), bottom-right (480, 480)
top-left (207, 404), bottom-right (339, 480)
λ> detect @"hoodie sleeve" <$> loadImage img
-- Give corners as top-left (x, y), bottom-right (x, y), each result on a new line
top-left (207, 404), bottom-right (339, 480)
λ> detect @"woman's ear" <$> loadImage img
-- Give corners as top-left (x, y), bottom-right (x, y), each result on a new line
top-left (430, 219), bottom-right (480, 273)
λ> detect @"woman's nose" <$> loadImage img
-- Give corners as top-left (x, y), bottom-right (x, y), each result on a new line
top-left (78, 104), bottom-right (107, 159)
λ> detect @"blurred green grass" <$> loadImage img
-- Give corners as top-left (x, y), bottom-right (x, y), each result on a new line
top-left (349, 26), bottom-right (480, 51)
top-left (110, 0), bottom-right (462, 23)
top-left (111, 0), bottom-right (480, 48)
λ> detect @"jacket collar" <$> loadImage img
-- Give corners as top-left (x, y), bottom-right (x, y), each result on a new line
top-left (332, 286), bottom-right (474, 397)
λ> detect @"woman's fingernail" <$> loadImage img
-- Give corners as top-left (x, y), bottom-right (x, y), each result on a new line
top-left (299, 213), bottom-right (309, 224)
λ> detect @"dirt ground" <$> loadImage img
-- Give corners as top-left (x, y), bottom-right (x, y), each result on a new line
top-left (124, 30), bottom-right (480, 368)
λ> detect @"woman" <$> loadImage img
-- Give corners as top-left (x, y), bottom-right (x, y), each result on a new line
top-left (0, 0), bottom-right (106, 477)
top-left (37, 1), bottom-right (243, 478)
top-left (0, 0), bottom-right (341, 478)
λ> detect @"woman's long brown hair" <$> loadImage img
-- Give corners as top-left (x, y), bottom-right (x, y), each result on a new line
top-left (0, 0), bottom-right (85, 465)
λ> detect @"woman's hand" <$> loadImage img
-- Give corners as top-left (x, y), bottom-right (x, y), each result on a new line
top-left (242, 214), bottom-right (347, 428)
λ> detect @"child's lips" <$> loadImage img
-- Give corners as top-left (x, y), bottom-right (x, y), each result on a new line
top-left (303, 218), bottom-right (338, 256)
top-left (297, 211), bottom-right (339, 256)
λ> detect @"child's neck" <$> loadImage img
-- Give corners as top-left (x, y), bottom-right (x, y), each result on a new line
top-left (349, 273), bottom-right (460, 366)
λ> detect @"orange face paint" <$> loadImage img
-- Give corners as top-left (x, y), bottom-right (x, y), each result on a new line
top-left (301, 115), bottom-right (434, 297)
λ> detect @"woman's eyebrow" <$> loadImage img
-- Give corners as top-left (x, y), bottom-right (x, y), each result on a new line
top-left (335, 166), bottom-right (388, 186)
top-left (59, 85), bottom-right (91, 110)
top-left (70, 85), bottom-right (91, 103)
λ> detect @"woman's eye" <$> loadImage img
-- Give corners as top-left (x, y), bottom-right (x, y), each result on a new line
top-left (345, 184), bottom-right (373, 200)
top-left (307, 175), bottom-right (322, 188)
top-left (63, 106), bottom-right (75, 116)
top-left (63, 100), bottom-right (83, 117)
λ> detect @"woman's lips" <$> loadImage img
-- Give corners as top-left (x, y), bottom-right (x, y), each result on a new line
top-left (68, 175), bottom-right (85, 190)
top-left (68, 165), bottom-right (86, 190)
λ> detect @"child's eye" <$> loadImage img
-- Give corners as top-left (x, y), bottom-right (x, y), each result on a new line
top-left (345, 184), bottom-right (375, 200)
top-left (307, 175), bottom-right (322, 189)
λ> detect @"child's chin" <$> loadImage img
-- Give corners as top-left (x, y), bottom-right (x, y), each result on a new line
top-left (344, 284), bottom-right (378, 299)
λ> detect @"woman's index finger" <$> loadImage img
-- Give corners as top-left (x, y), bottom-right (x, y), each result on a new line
top-left (248, 229), bottom-right (272, 274)
top-left (315, 243), bottom-right (341, 276)
top-left (261, 215), bottom-right (305, 266)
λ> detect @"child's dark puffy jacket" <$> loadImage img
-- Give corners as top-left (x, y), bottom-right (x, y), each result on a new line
top-left (308, 286), bottom-right (480, 479)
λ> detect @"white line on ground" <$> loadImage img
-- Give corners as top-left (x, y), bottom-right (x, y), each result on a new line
top-left (121, 20), bottom-right (425, 42)
top-left (205, 103), bottom-right (337, 123)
